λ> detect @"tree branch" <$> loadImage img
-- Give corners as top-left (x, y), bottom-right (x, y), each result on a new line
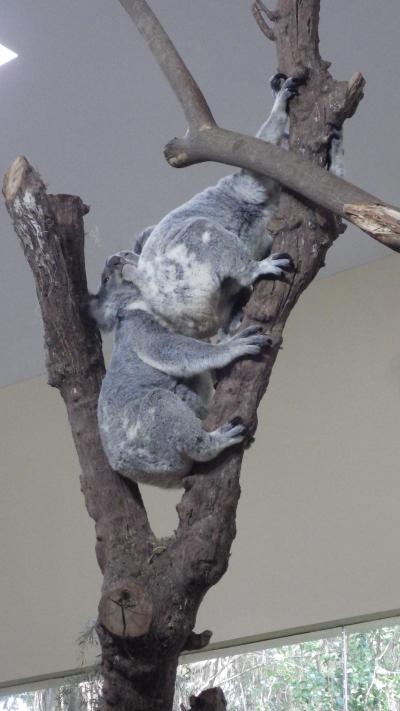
top-left (118, 0), bottom-right (215, 130)
top-left (252, 1), bottom-right (276, 41)
top-left (2, 156), bottom-right (151, 538)
top-left (117, 0), bottom-right (400, 253)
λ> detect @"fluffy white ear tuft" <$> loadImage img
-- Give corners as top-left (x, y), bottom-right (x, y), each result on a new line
top-left (122, 264), bottom-right (138, 283)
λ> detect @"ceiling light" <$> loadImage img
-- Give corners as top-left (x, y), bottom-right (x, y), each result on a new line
top-left (0, 43), bottom-right (18, 67)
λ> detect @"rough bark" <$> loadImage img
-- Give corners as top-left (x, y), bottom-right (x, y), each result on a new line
top-left (181, 687), bottom-right (227, 710)
top-left (3, 2), bottom-right (384, 710)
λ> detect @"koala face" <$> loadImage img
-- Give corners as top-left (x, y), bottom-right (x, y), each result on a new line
top-left (101, 253), bottom-right (129, 288)
top-left (88, 253), bottom-right (140, 331)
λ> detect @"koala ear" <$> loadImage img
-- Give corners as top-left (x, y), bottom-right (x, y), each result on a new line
top-left (122, 263), bottom-right (138, 284)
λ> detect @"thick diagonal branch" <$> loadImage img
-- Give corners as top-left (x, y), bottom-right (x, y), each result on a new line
top-left (118, 0), bottom-right (215, 130)
top-left (118, 0), bottom-right (400, 252)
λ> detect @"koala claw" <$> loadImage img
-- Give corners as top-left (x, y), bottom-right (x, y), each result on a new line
top-left (237, 326), bottom-right (273, 349)
top-left (282, 76), bottom-right (304, 98)
top-left (327, 122), bottom-right (343, 141)
top-left (270, 72), bottom-right (287, 95)
top-left (217, 417), bottom-right (248, 443)
top-left (237, 325), bottom-right (263, 337)
top-left (272, 75), bottom-right (305, 111)
top-left (270, 252), bottom-right (296, 272)
top-left (228, 415), bottom-right (244, 428)
top-left (229, 326), bottom-right (271, 356)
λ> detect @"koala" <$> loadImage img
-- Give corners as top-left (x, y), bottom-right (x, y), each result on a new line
top-left (114, 74), bottom-right (301, 340)
top-left (327, 123), bottom-right (345, 179)
top-left (89, 257), bottom-right (271, 487)
top-left (115, 74), bottom-right (344, 341)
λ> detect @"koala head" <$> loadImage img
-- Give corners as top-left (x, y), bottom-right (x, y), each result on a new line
top-left (88, 252), bottom-right (140, 332)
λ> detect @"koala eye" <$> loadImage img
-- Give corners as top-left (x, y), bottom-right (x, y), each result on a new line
top-left (102, 276), bottom-right (110, 284)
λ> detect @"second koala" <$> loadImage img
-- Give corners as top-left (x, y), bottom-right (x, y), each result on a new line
top-left (89, 257), bottom-right (271, 487)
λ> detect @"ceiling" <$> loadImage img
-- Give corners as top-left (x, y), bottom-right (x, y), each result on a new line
top-left (0, 0), bottom-right (399, 387)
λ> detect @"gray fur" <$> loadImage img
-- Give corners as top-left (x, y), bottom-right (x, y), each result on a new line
top-left (89, 262), bottom-right (271, 488)
top-left (328, 124), bottom-right (345, 178)
top-left (119, 76), bottom-right (299, 338)
top-left (122, 75), bottom-right (343, 339)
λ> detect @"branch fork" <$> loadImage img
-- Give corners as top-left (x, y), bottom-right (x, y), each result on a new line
top-left (252, 0), bottom-right (278, 41)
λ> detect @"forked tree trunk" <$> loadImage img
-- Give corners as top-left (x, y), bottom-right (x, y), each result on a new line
top-left (3, 1), bottom-right (395, 709)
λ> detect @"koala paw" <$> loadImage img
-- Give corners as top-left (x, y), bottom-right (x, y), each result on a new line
top-left (229, 325), bottom-right (272, 356)
top-left (271, 74), bottom-right (305, 110)
top-left (271, 252), bottom-right (295, 271)
top-left (270, 72), bottom-right (288, 95)
top-left (327, 122), bottom-right (343, 144)
top-left (260, 252), bottom-right (295, 279)
top-left (282, 76), bottom-right (304, 100)
top-left (217, 416), bottom-right (248, 444)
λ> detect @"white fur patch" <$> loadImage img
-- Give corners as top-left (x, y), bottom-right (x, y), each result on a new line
top-left (127, 422), bottom-right (138, 441)
top-left (166, 244), bottom-right (212, 289)
top-left (125, 298), bottom-right (149, 313)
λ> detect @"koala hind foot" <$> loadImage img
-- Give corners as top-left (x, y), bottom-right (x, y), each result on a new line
top-left (212, 416), bottom-right (248, 448)
top-left (184, 416), bottom-right (248, 463)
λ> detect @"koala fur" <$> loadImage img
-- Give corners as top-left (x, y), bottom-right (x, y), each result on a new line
top-left (113, 75), bottom-right (300, 339)
top-left (89, 258), bottom-right (271, 487)
top-left (117, 75), bottom-right (344, 340)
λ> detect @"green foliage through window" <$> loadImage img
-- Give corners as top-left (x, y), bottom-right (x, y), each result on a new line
top-left (1, 621), bottom-right (400, 710)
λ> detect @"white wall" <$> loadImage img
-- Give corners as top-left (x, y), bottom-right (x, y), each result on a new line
top-left (1, 255), bottom-right (400, 684)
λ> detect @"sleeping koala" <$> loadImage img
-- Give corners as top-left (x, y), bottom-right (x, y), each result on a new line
top-left (112, 73), bottom-right (299, 339)
top-left (89, 257), bottom-right (271, 487)
top-left (114, 73), bottom-right (344, 340)
top-left (111, 74), bottom-right (306, 343)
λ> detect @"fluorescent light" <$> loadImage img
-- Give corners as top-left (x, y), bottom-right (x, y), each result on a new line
top-left (0, 43), bottom-right (18, 67)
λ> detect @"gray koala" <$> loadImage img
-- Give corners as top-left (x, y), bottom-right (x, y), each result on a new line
top-left (114, 74), bottom-right (300, 339)
top-left (116, 74), bottom-right (344, 340)
top-left (89, 257), bottom-right (271, 487)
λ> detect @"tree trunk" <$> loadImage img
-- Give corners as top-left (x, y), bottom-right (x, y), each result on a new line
top-left (2, 1), bottom-right (381, 709)
top-left (181, 687), bottom-right (228, 710)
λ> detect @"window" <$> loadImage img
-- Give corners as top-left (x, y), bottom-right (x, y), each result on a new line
top-left (1, 618), bottom-right (400, 710)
